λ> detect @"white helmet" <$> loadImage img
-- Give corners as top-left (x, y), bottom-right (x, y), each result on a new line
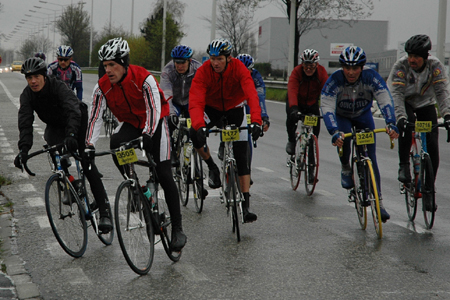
top-left (98, 37), bottom-right (130, 61)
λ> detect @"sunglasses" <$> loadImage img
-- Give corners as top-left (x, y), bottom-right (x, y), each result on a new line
top-left (173, 59), bottom-right (187, 64)
top-left (303, 63), bottom-right (317, 70)
top-left (58, 58), bottom-right (70, 62)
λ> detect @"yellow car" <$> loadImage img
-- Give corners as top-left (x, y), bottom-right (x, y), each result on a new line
top-left (11, 61), bottom-right (23, 72)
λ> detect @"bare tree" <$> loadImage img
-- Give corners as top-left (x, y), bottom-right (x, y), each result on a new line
top-left (280, 0), bottom-right (374, 66)
top-left (203, 0), bottom-right (262, 56)
top-left (55, 3), bottom-right (91, 66)
top-left (18, 34), bottom-right (52, 60)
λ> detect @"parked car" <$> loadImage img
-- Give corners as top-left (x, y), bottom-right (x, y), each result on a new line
top-left (11, 61), bottom-right (23, 72)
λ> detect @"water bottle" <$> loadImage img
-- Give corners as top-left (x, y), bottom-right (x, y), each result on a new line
top-left (413, 154), bottom-right (420, 174)
top-left (142, 186), bottom-right (152, 200)
top-left (184, 143), bottom-right (191, 166)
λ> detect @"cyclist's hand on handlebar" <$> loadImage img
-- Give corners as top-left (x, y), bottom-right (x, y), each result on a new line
top-left (169, 114), bottom-right (179, 131)
top-left (197, 127), bottom-right (208, 146)
top-left (331, 131), bottom-right (344, 147)
top-left (64, 135), bottom-right (78, 152)
top-left (396, 117), bottom-right (407, 136)
top-left (444, 115), bottom-right (450, 131)
top-left (288, 106), bottom-right (299, 122)
top-left (84, 144), bottom-right (96, 161)
top-left (262, 116), bottom-right (270, 132)
top-left (14, 150), bottom-right (28, 170)
top-left (251, 123), bottom-right (262, 141)
top-left (387, 123), bottom-right (399, 139)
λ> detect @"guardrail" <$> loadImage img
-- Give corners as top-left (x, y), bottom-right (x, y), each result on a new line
top-left (82, 67), bottom-right (286, 89)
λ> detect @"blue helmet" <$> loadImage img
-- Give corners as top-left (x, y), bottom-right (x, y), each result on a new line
top-left (56, 45), bottom-right (74, 57)
top-left (236, 53), bottom-right (254, 69)
top-left (207, 38), bottom-right (232, 57)
top-left (35, 52), bottom-right (46, 61)
top-left (339, 46), bottom-right (366, 66)
top-left (171, 45), bottom-right (193, 60)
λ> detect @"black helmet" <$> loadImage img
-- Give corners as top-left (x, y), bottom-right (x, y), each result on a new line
top-left (405, 35), bottom-right (431, 59)
top-left (21, 57), bottom-right (47, 76)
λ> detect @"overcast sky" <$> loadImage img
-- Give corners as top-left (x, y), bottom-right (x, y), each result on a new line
top-left (1, 0), bottom-right (447, 57)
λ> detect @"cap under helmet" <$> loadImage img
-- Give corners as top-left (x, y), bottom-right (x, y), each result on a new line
top-left (301, 49), bottom-right (320, 63)
top-left (405, 35), bottom-right (431, 58)
top-left (98, 37), bottom-right (130, 62)
top-left (207, 38), bottom-right (233, 57)
top-left (21, 57), bottom-right (47, 76)
top-left (56, 45), bottom-right (73, 57)
top-left (35, 52), bottom-right (46, 61)
top-left (236, 53), bottom-right (254, 69)
top-left (171, 45), bottom-right (193, 59)
top-left (339, 46), bottom-right (366, 66)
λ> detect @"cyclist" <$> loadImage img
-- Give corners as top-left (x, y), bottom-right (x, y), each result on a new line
top-left (188, 38), bottom-right (262, 223)
top-left (34, 52), bottom-right (46, 61)
top-left (286, 49), bottom-right (328, 155)
top-left (387, 34), bottom-right (450, 184)
top-left (216, 53), bottom-right (270, 182)
top-left (14, 57), bottom-right (112, 233)
top-left (86, 37), bottom-right (187, 252)
top-left (47, 45), bottom-right (83, 101)
top-left (321, 46), bottom-right (399, 222)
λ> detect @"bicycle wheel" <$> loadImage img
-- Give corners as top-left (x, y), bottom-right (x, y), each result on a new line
top-left (45, 174), bottom-right (88, 258)
top-left (228, 165), bottom-right (241, 242)
top-left (304, 135), bottom-right (319, 196)
top-left (366, 160), bottom-right (382, 239)
top-left (421, 155), bottom-right (436, 229)
top-left (404, 149), bottom-right (418, 221)
top-left (192, 151), bottom-right (204, 213)
top-left (289, 135), bottom-right (302, 190)
top-left (352, 154), bottom-right (367, 230)
top-left (84, 179), bottom-right (114, 245)
top-left (115, 180), bottom-right (155, 275)
top-left (155, 190), bottom-right (182, 262)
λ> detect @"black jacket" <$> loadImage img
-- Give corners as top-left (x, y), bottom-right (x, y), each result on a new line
top-left (18, 75), bottom-right (81, 152)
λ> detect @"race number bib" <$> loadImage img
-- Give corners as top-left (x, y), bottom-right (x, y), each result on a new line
top-left (415, 121), bottom-right (432, 133)
top-left (186, 118), bottom-right (192, 128)
top-left (246, 114), bottom-right (251, 124)
top-left (356, 131), bottom-right (375, 145)
top-left (304, 115), bottom-right (318, 126)
top-left (116, 148), bottom-right (138, 165)
top-left (221, 128), bottom-right (240, 142)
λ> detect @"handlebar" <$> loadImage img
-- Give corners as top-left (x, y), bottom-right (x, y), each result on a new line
top-left (338, 128), bottom-right (394, 157)
top-left (402, 120), bottom-right (449, 143)
top-left (21, 143), bottom-right (82, 176)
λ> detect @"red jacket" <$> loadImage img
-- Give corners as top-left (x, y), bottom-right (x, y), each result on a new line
top-left (189, 58), bottom-right (262, 130)
top-left (287, 64), bottom-right (328, 107)
top-left (97, 64), bottom-right (168, 134)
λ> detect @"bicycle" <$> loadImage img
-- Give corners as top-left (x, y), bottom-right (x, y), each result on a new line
top-left (96, 137), bottom-right (180, 275)
top-left (288, 113), bottom-right (322, 196)
top-left (22, 144), bottom-right (114, 258)
top-left (343, 127), bottom-right (394, 239)
top-left (102, 106), bottom-right (119, 137)
top-left (207, 125), bottom-right (250, 242)
top-left (399, 121), bottom-right (448, 229)
top-left (172, 116), bottom-right (205, 213)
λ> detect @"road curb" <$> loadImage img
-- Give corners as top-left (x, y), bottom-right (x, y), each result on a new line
top-left (0, 191), bottom-right (41, 300)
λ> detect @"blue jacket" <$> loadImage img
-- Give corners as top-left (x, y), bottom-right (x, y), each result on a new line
top-left (321, 67), bottom-right (396, 134)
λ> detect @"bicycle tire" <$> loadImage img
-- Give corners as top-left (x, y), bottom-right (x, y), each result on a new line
top-left (155, 189), bottom-right (182, 262)
top-left (84, 179), bottom-right (114, 245)
top-left (289, 134), bottom-right (302, 190)
top-left (404, 148), bottom-right (418, 221)
top-left (115, 180), bottom-right (155, 275)
top-left (304, 135), bottom-right (319, 196)
top-left (192, 151), bottom-right (204, 213)
top-left (45, 174), bottom-right (88, 258)
top-left (366, 160), bottom-right (382, 239)
top-left (352, 152), bottom-right (367, 230)
top-left (421, 154), bottom-right (436, 229)
top-left (229, 165), bottom-right (240, 242)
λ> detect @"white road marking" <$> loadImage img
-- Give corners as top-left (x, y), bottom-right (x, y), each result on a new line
top-left (19, 184), bottom-right (36, 192)
top-left (27, 197), bottom-right (45, 207)
top-left (1, 148), bottom-right (13, 153)
top-left (60, 268), bottom-right (91, 285)
top-left (0, 142), bottom-right (11, 148)
top-left (0, 80), bottom-right (20, 108)
top-left (3, 155), bottom-right (15, 161)
top-left (174, 263), bottom-right (210, 282)
top-left (36, 216), bottom-right (50, 228)
top-left (255, 167), bottom-right (274, 172)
